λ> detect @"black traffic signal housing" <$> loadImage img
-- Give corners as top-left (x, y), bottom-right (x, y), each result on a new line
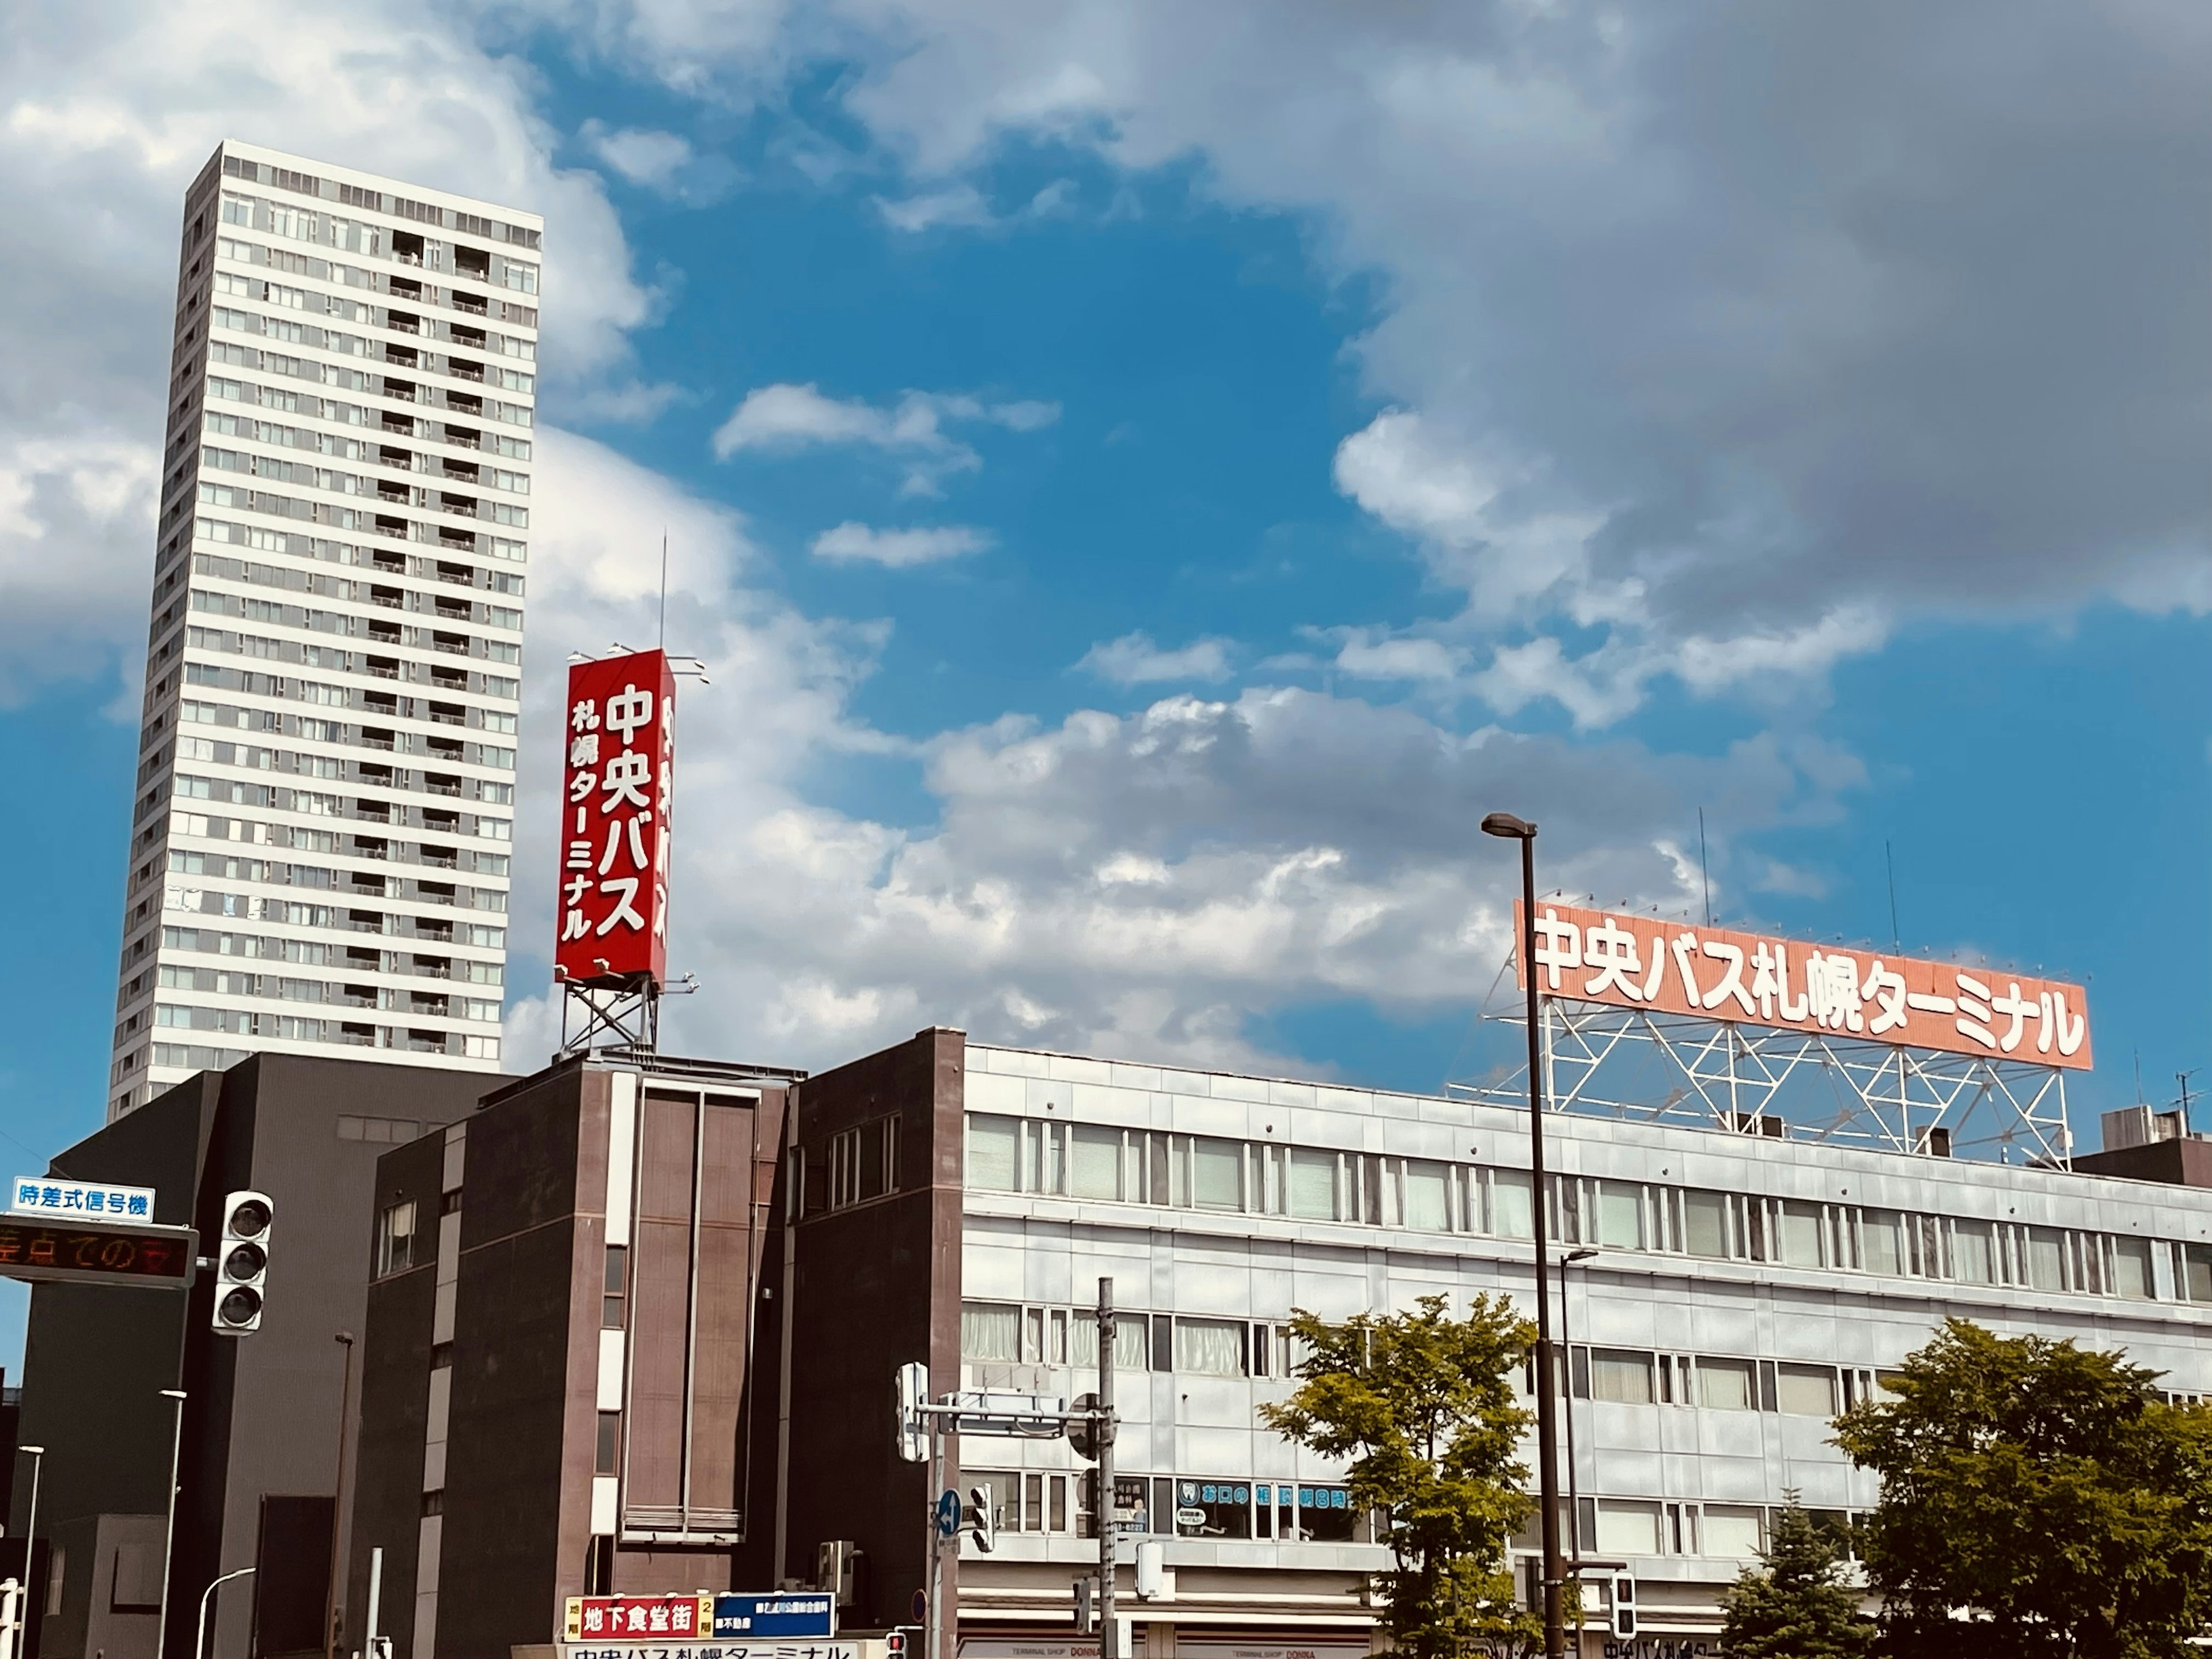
top-left (211, 1189), bottom-right (272, 1335)
top-left (967, 1485), bottom-right (996, 1552)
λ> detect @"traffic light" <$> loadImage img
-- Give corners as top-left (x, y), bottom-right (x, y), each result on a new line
top-left (967, 1485), bottom-right (996, 1552)
top-left (211, 1190), bottom-right (272, 1335)
top-left (1609, 1573), bottom-right (1637, 1639)
top-left (1073, 1577), bottom-right (1094, 1633)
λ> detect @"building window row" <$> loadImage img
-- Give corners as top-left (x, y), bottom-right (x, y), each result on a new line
top-left (192, 544), bottom-right (527, 607)
top-left (217, 181), bottom-right (541, 285)
top-left (195, 470), bottom-right (530, 543)
top-left (193, 514), bottom-right (525, 581)
top-left (211, 300), bottom-right (535, 365)
top-left (145, 752), bottom-right (510, 824)
top-left (169, 710), bottom-right (514, 777)
top-left (157, 926), bottom-right (501, 984)
top-left (220, 153), bottom-right (541, 250)
top-left (153, 966), bottom-right (500, 1021)
top-left (166, 861), bottom-right (506, 916)
top-left (961, 1470), bottom-right (1365, 1545)
top-left (178, 690), bottom-right (515, 754)
top-left (204, 408), bottom-right (532, 470)
top-left (201, 322), bottom-right (536, 412)
top-left (171, 794), bottom-right (507, 843)
top-left (200, 365), bottom-right (532, 441)
top-left (153, 1002), bottom-right (497, 1052)
top-left (188, 618), bottom-right (521, 682)
top-left (155, 898), bottom-right (501, 950)
top-left (200, 446), bottom-right (531, 527)
top-left (965, 1113), bottom-right (2206, 1305)
top-left (207, 234), bottom-right (538, 332)
top-left (190, 573), bottom-right (522, 639)
top-left (825, 1115), bottom-right (902, 1211)
top-left (169, 836), bottom-right (509, 881)
top-left (177, 639), bottom-right (517, 707)
top-left (962, 1301), bottom-right (1302, 1379)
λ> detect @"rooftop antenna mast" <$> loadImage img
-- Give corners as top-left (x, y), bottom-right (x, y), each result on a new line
top-left (658, 528), bottom-right (669, 649)
top-left (1697, 808), bottom-right (1713, 927)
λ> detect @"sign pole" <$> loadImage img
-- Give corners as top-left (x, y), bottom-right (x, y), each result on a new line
top-left (926, 1417), bottom-right (944, 1659)
top-left (1096, 1278), bottom-right (1115, 1659)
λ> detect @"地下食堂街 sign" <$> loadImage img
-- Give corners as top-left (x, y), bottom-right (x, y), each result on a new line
top-left (565, 1596), bottom-right (712, 1643)
top-left (713, 1595), bottom-right (836, 1639)
top-left (555, 650), bottom-right (677, 989)
top-left (10, 1177), bottom-right (156, 1220)
top-left (1513, 901), bottom-right (2092, 1070)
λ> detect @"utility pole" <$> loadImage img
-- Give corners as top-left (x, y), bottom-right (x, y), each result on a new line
top-left (1095, 1278), bottom-right (1118, 1658)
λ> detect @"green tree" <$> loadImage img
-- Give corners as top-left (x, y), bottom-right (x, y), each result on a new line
top-left (1833, 1317), bottom-right (2212, 1659)
top-left (1258, 1293), bottom-right (1543, 1659)
top-left (1718, 1492), bottom-right (1874, 1658)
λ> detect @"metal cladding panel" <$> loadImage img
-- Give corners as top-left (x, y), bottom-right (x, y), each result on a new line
top-left (556, 652), bottom-right (676, 988)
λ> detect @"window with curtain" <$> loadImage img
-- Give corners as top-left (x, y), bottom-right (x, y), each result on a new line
top-left (1861, 1210), bottom-right (1904, 1276)
top-left (2111, 1236), bottom-right (2154, 1299)
top-left (1491, 1169), bottom-right (1533, 1238)
top-left (1589, 1350), bottom-right (1654, 1404)
top-left (1701, 1506), bottom-right (1762, 1558)
top-left (1952, 1221), bottom-right (1995, 1285)
top-left (1683, 1190), bottom-right (1728, 1258)
top-left (1070, 1125), bottom-right (1123, 1200)
top-left (966, 1115), bottom-right (1019, 1192)
top-left (1779, 1202), bottom-right (1824, 1267)
top-left (960, 1301), bottom-right (1021, 1362)
top-left (1070, 1313), bottom-right (1147, 1370)
top-left (1171, 1317), bottom-right (1248, 1377)
top-left (1595, 1182), bottom-right (1642, 1249)
top-left (1776, 1365), bottom-right (1836, 1416)
top-left (2186, 1244), bottom-right (2212, 1302)
top-left (1403, 1161), bottom-right (1450, 1231)
top-left (1697, 1358), bottom-right (1755, 1411)
top-left (2028, 1228), bottom-right (2069, 1292)
top-left (1192, 1137), bottom-right (1243, 1210)
top-left (1288, 1150), bottom-right (1337, 1221)
top-left (1593, 1501), bottom-right (1660, 1556)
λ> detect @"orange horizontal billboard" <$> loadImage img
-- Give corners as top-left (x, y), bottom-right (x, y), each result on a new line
top-left (1512, 900), bottom-right (2092, 1070)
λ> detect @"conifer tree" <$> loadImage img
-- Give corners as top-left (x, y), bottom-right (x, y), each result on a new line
top-left (1718, 1493), bottom-right (1874, 1659)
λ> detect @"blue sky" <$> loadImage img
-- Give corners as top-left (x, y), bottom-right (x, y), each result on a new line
top-left (0, 2), bottom-right (2205, 1363)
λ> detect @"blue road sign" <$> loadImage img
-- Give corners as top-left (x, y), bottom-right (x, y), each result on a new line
top-left (936, 1488), bottom-right (962, 1538)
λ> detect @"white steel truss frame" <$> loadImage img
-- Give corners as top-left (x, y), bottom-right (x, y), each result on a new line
top-left (1452, 995), bottom-right (2075, 1166)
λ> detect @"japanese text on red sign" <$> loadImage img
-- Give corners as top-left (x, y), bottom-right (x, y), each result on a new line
top-left (1514, 900), bottom-right (2091, 1070)
top-left (556, 652), bottom-right (676, 987)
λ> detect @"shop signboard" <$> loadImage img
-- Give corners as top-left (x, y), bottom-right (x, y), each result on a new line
top-left (1514, 899), bottom-right (2092, 1070)
top-left (712, 1595), bottom-right (837, 1639)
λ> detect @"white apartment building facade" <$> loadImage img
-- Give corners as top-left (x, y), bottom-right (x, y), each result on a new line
top-left (108, 141), bottom-right (541, 1118)
top-left (951, 1042), bottom-right (2212, 1654)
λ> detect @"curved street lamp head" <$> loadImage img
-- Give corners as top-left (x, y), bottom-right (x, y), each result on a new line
top-left (1481, 812), bottom-right (1536, 840)
top-left (16, 1445), bottom-right (43, 1457)
top-left (1564, 1248), bottom-right (1599, 1264)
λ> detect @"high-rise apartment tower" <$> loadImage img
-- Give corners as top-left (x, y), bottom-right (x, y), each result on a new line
top-left (108, 141), bottom-right (542, 1118)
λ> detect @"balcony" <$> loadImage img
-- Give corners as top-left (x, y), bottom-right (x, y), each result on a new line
top-left (421, 849), bottom-right (459, 870)
top-left (359, 734), bottom-right (395, 753)
top-left (426, 778), bottom-right (462, 797)
top-left (365, 662), bottom-right (400, 680)
top-left (427, 709), bottom-right (464, 727)
top-left (452, 363), bottom-right (484, 384)
top-left (453, 292), bottom-right (487, 316)
top-left (390, 316), bottom-right (420, 336)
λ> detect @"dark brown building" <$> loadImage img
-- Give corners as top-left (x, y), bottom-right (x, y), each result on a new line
top-left (15, 1053), bottom-right (505, 1659)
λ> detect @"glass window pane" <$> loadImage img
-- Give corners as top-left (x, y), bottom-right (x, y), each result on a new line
top-left (2029, 1228), bottom-right (2068, 1292)
top-left (2112, 1236), bottom-right (2153, 1299)
top-left (1192, 1137), bottom-right (1243, 1210)
top-left (1683, 1191), bottom-right (1728, 1258)
top-left (1289, 1150), bottom-right (1337, 1220)
top-left (1862, 1210), bottom-right (1903, 1275)
top-left (1776, 1365), bottom-right (1836, 1416)
top-left (1403, 1161), bottom-right (1450, 1231)
top-left (1172, 1316), bottom-right (1248, 1377)
top-left (1698, 1358), bottom-right (1755, 1411)
top-left (1593, 1501), bottom-right (1660, 1556)
top-left (1491, 1170), bottom-right (1533, 1238)
top-left (1950, 1220), bottom-right (1994, 1285)
top-left (1779, 1202), bottom-right (1823, 1267)
top-left (1070, 1126), bottom-right (1122, 1200)
top-left (1070, 1313), bottom-right (1146, 1370)
top-left (967, 1116), bottom-right (1019, 1191)
top-left (1702, 1506), bottom-right (1762, 1558)
top-left (960, 1301), bottom-right (1021, 1362)
top-left (1590, 1350), bottom-right (1654, 1404)
top-left (2187, 1244), bottom-right (2212, 1302)
top-left (1596, 1183), bottom-right (1643, 1249)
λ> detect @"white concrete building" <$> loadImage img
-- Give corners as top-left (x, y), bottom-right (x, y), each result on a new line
top-left (109, 141), bottom-right (541, 1118)
top-left (951, 1042), bottom-right (2212, 1655)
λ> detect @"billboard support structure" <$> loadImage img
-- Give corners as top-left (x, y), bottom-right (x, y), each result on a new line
top-left (559, 974), bottom-right (661, 1059)
top-left (1453, 976), bottom-right (2076, 1166)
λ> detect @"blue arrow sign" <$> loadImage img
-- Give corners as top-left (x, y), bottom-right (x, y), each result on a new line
top-left (936, 1488), bottom-right (962, 1538)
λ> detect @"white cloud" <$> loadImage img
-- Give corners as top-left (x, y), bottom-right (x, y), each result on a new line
top-left (0, 1), bottom-right (656, 703)
top-left (711, 381), bottom-right (1060, 494)
top-left (875, 182), bottom-right (994, 231)
top-left (583, 121), bottom-right (695, 189)
top-left (810, 521), bottom-right (991, 566)
top-left (1078, 632), bottom-right (1234, 685)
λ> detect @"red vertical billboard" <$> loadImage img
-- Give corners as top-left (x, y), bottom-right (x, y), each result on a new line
top-left (556, 649), bottom-right (675, 988)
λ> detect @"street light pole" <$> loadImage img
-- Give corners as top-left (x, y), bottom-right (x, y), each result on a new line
top-left (156, 1388), bottom-right (188, 1659)
top-left (195, 1567), bottom-right (254, 1659)
top-left (1482, 811), bottom-right (1566, 1659)
top-left (325, 1334), bottom-right (356, 1659)
top-left (1559, 1248), bottom-right (1599, 1609)
top-left (8, 1446), bottom-right (42, 1659)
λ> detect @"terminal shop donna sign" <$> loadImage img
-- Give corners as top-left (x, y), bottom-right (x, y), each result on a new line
top-left (1514, 900), bottom-right (2092, 1071)
top-left (556, 649), bottom-right (676, 990)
